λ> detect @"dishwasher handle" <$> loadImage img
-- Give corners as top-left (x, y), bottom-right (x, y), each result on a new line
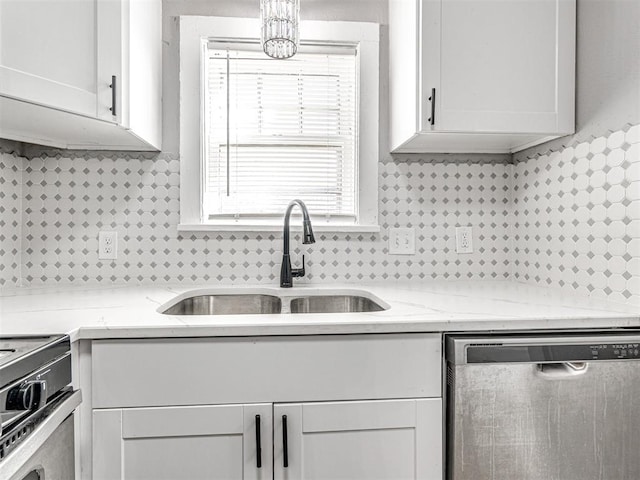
top-left (536, 362), bottom-right (589, 378)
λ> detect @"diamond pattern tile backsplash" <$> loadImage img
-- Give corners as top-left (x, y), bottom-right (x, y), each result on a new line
top-left (0, 151), bottom-right (22, 287)
top-left (0, 123), bottom-right (638, 306)
top-left (512, 124), bottom-right (640, 306)
top-left (14, 152), bottom-right (511, 287)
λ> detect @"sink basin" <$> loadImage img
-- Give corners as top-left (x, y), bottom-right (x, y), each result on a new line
top-left (161, 291), bottom-right (388, 316)
top-left (163, 294), bottom-right (282, 315)
top-left (290, 295), bottom-right (386, 313)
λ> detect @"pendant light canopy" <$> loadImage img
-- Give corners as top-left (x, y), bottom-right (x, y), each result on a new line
top-left (260, 0), bottom-right (300, 59)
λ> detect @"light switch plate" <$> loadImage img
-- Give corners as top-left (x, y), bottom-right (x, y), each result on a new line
top-left (389, 228), bottom-right (415, 255)
top-left (98, 231), bottom-right (117, 260)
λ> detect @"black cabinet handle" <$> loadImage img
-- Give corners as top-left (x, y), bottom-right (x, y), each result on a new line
top-left (109, 75), bottom-right (117, 116)
top-left (282, 415), bottom-right (289, 468)
top-left (427, 87), bottom-right (436, 125)
top-left (255, 414), bottom-right (262, 469)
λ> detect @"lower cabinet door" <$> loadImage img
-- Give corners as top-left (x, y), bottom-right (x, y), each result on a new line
top-left (273, 398), bottom-right (442, 480)
top-left (93, 403), bottom-right (273, 480)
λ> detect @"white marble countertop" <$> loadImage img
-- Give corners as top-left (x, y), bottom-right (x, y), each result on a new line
top-left (0, 281), bottom-right (638, 341)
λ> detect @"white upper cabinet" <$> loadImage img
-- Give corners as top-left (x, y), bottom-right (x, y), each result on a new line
top-left (0, 0), bottom-right (99, 117)
top-left (389, 0), bottom-right (576, 154)
top-left (0, 0), bottom-right (162, 151)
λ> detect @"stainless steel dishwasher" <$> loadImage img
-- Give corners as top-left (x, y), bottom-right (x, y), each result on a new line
top-left (445, 332), bottom-right (640, 480)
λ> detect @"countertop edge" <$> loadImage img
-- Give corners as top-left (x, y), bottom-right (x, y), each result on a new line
top-left (72, 315), bottom-right (640, 341)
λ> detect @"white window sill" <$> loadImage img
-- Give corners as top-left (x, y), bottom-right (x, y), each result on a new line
top-left (177, 223), bottom-right (381, 234)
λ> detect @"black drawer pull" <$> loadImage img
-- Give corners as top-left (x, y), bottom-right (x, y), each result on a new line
top-left (428, 87), bottom-right (436, 125)
top-left (255, 414), bottom-right (262, 468)
top-left (109, 75), bottom-right (117, 116)
top-left (282, 414), bottom-right (289, 468)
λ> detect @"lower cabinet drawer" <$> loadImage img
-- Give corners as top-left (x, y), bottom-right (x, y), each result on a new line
top-left (92, 333), bottom-right (441, 408)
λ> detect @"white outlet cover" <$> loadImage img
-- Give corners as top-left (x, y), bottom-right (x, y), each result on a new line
top-left (455, 226), bottom-right (473, 254)
top-left (389, 227), bottom-right (415, 255)
top-left (98, 231), bottom-right (118, 260)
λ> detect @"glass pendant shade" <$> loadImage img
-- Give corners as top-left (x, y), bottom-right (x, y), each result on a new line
top-left (261, 0), bottom-right (300, 59)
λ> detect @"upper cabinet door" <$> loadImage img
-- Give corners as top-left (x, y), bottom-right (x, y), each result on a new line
top-left (273, 399), bottom-right (442, 480)
top-left (96, 0), bottom-right (162, 149)
top-left (0, 0), bottom-right (161, 150)
top-left (389, 0), bottom-right (576, 153)
top-left (425, 0), bottom-right (575, 134)
top-left (0, 0), bottom-right (98, 117)
top-left (96, 0), bottom-right (123, 123)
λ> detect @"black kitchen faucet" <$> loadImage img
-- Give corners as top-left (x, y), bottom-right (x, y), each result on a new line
top-left (280, 199), bottom-right (315, 288)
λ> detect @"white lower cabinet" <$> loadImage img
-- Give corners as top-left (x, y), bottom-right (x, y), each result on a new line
top-left (93, 403), bottom-right (274, 480)
top-left (273, 399), bottom-right (442, 480)
top-left (87, 334), bottom-right (443, 480)
top-left (93, 399), bottom-right (441, 480)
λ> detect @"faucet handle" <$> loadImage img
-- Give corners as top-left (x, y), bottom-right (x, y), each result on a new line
top-left (291, 254), bottom-right (306, 278)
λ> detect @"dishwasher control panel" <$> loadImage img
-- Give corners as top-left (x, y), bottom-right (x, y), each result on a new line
top-left (591, 343), bottom-right (640, 360)
top-left (465, 342), bottom-right (640, 363)
top-left (446, 333), bottom-right (640, 365)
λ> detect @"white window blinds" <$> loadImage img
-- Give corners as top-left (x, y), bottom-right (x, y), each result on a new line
top-left (203, 45), bottom-right (358, 219)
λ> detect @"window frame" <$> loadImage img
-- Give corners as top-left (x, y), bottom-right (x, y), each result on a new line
top-left (178, 16), bottom-right (379, 232)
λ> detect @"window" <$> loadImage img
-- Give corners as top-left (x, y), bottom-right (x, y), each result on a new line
top-left (204, 46), bottom-right (357, 218)
top-left (179, 17), bottom-right (379, 232)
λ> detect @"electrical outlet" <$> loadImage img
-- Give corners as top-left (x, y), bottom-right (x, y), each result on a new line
top-left (98, 231), bottom-right (118, 260)
top-left (389, 227), bottom-right (415, 255)
top-left (455, 226), bottom-right (473, 254)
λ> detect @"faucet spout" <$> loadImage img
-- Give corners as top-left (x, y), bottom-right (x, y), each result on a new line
top-left (281, 199), bottom-right (315, 288)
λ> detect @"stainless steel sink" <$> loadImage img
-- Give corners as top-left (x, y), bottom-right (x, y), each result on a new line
top-left (289, 295), bottom-right (386, 313)
top-left (163, 294), bottom-right (282, 315)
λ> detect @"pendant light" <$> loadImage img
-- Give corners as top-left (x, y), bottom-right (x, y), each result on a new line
top-left (260, 0), bottom-right (300, 59)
